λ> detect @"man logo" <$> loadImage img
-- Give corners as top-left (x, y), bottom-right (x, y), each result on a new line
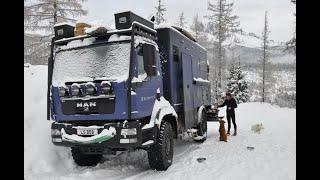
top-left (76, 102), bottom-right (97, 111)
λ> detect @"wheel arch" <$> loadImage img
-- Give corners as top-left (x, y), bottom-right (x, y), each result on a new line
top-left (161, 114), bottom-right (178, 138)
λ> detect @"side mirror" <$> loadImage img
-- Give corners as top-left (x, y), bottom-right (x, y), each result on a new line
top-left (142, 43), bottom-right (157, 77)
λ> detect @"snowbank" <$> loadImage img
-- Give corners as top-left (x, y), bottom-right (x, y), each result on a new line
top-left (24, 65), bottom-right (74, 178)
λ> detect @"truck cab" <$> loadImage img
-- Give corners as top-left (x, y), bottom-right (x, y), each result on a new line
top-left (48, 11), bottom-right (218, 170)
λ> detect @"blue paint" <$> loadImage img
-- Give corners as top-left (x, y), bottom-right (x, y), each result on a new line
top-left (50, 26), bottom-right (210, 130)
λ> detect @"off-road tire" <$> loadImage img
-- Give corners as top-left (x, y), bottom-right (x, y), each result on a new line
top-left (71, 147), bottom-right (102, 166)
top-left (194, 109), bottom-right (207, 143)
top-left (147, 121), bottom-right (174, 171)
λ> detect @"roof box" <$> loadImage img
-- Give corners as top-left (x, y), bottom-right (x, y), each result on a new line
top-left (114, 11), bottom-right (154, 30)
top-left (54, 23), bottom-right (75, 40)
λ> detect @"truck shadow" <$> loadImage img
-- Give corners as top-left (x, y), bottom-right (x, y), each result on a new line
top-left (96, 136), bottom-right (201, 170)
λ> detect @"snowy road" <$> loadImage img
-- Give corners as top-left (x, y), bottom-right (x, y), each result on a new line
top-left (24, 66), bottom-right (296, 180)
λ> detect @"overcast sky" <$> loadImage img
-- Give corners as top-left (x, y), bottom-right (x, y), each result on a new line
top-left (79, 0), bottom-right (295, 42)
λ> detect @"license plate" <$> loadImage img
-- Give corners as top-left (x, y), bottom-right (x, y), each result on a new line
top-left (77, 129), bottom-right (98, 135)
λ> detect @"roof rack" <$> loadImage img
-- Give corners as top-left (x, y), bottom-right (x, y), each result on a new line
top-left (132, 22), bottom-right (157, 41)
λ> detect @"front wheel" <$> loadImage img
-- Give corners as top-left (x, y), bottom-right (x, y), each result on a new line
top-left (147, 121), bottom-right (174, 171)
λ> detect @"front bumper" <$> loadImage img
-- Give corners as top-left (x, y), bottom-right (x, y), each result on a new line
top-left (51, 120), bottom-right (157, 149)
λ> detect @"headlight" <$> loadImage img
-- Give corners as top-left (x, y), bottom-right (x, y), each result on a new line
top-left (101, 81), bottom-right (111, 94)
top-left (71, 83), bottom-right (81, 96)
top-left (51, 129), bottom-right (61, 136)
top-left (85, 82), bottom-right (96, 95)
top-left (58, 86), bottom-right (66, 97)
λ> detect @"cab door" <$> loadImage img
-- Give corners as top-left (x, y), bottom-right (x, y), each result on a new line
top-left (132, 44), bottom-right (161, 119)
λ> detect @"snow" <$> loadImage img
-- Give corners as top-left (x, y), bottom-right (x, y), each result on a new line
top-left (85, 81), bottom-right (95, 87)
top-left (143, 96), bottom-right (178, 130)
top-left (54, 22), bottom-right (75, 27)
top-left (101, 81), bottom-right (111, 86)
top-left (57, 34), bottom-right (130, 51)
top-left (108, 34), bottom-right (131, 42)
top-left (25, 65), bottom-right (296, 180)
top-left (71, 83), bottom-right (81, 88)
top-left (73, 125), bottom-right (104, 129)
top-left (57, 37), bottom-right (96, 51)
top-left (193, 77), bottom-right (210, 83)
top-left (52, 42), bottom-right (131, 85)
top-left (134, 36), bottom-right (159, 51)
top-left (131, 73), bottom-right (147, 83)
top-left (141, 140), bottom-right (154, 146)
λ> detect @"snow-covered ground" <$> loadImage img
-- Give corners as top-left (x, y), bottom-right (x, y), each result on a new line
top-left (24, 65), bottom-right (296, 180)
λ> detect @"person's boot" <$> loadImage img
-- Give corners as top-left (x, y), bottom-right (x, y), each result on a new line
top-left (233, 130), bottom-right (237, 136)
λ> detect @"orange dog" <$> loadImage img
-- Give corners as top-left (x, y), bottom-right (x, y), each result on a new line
top-left (219, 120), bottom-right (227, 142)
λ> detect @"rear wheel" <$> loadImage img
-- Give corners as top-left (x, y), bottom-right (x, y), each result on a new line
top-left (147, 121), bottom-right (174, 171)
top-left (71, 147), bottom-right (102, 166)
top-left (194, 109), bottom-right (207, 142)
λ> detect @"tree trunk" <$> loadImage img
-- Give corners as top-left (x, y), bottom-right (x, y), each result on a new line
top-left (262, 12), bottom-right (268, 103)
top-left (53, 0), bottom-right (57, 25)
top-left (217, 0), bottom-right (223, 89)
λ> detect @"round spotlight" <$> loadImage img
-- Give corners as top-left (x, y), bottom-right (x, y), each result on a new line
top-left (85, 82), bottom-right (96, 95)
top-left (101, 81), bottom-right (111, 94)
top-left (58, 86), bottom-right (66, 97)
top-left (71, 83), bottom-right (81, 96)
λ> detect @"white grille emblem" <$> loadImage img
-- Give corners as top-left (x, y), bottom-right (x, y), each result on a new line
top-left (76, 102), bottom-right (97, 111)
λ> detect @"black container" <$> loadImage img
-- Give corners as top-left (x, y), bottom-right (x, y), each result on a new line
top-left (114, 11), bottom-right (154, 30)
top-left (54, 23), bottom-right (75, 40)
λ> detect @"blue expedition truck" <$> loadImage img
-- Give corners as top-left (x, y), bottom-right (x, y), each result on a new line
top-left (48, 11), bottom-right (219, 170)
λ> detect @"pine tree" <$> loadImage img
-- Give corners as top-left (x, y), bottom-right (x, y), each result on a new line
top-left (206, 0), bottom-right (240, 90)
top-left (24, 0), bottom-right (87, 33)
top-left (24, 33), bottom-right (50, 65)
top-left (178, 12), bottom-right (187, 28)
top-left (285, 0), bottom-right (296, 55)
top-left (261, 11), bottom-right (272, 102)
top-left (191, 14), bottom-right (205, 40)
top-left (24, 0), bottom-right (87, 64)
top-left (154, 0), bottom-right (166, 24)
top-left (226, 64), bottom-right (249, 103)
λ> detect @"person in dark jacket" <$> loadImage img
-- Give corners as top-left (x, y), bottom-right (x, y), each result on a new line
top-left (218, 92), bottom-right (238, 136)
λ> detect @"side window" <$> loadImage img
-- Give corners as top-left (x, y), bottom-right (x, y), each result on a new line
top-left (136, 46), bottom-right (146, 76)
top-left (173, 45), bottom-right (180, 62)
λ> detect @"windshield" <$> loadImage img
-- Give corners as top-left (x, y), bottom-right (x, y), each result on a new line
top-left (52, 41), bottom-right (131, 86)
